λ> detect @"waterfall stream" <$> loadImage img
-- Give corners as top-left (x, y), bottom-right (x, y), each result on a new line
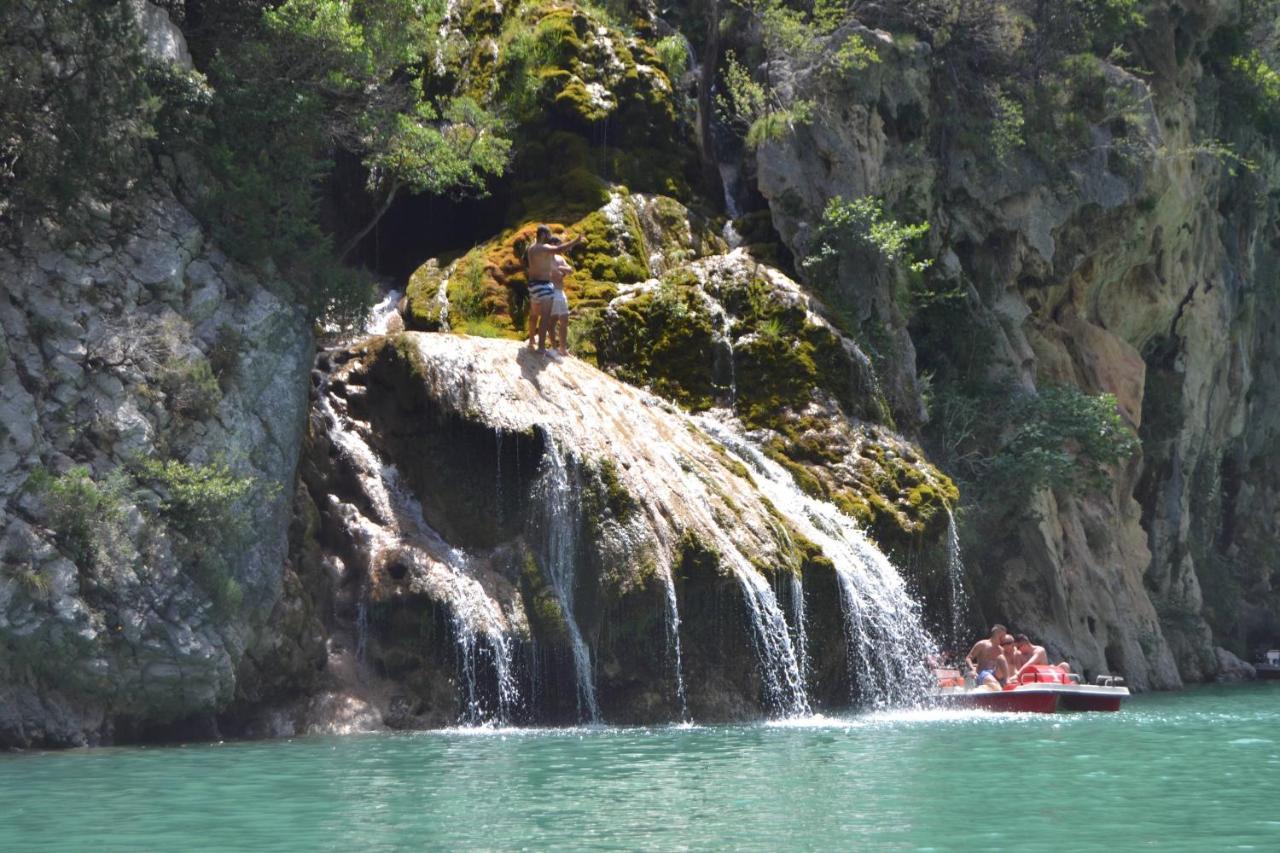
top-left (662, 568), bottom-right (690, 721)
top-left (698, 417), bottom-right (938, 708)
top-left (315, 368), bottom-right (522, 724)
top-left (944, 510), bottom-right (969, 650)
top-left (531, 436), bottom-right (603, 723)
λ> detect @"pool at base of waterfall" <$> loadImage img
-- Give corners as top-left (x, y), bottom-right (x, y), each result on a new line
top-left (4, 684), bottom-right (1279, 850)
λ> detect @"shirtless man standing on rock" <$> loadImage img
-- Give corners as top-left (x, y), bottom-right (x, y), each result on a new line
top-left (524, 225), bottom-right (582, 352)
top-left (965, 624), bottom-right (1012, 691)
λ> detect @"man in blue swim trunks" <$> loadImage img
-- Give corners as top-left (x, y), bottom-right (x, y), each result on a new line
top-left (965, 624), bottom-right (1011, 690)
top-left (524, 224), bottom-right (583, 351)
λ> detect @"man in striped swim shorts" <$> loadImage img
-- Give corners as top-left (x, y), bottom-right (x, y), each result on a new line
top-left (524, 224), bottom-right (582, 351)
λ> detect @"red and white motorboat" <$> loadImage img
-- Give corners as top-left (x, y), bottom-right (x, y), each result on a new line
top-left (933, 665), bottom-right (1130, 713)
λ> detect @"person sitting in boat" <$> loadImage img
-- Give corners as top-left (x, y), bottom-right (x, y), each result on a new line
top-left (1009, 634), bottom-right (1072, 682)
top-left (965, 625), bottom-right (1012, 690)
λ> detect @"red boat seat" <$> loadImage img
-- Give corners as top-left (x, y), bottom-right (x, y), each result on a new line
top-left (1019, 665), bottom-right (1070, 684)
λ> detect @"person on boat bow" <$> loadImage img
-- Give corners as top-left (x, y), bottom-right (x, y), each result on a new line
top-left (1008, 634), bottom-right (1072, 682)
top-left (964, 625), bottom-right (1012, 691)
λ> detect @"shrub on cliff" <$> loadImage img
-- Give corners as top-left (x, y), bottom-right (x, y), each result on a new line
top-left (0, 0), bottom-right (157, 238)
top-left (26, 467), bottom-right (132, 575)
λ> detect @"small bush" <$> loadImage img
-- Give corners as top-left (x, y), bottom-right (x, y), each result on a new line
top-left (26, 466), bottom-right (131, 573)
top-left (158, 355), bottom-right (222, 421)
top-left (134, 457), bottom-right (258, 614)
top-left (654, 35), bottom-right (689, 85)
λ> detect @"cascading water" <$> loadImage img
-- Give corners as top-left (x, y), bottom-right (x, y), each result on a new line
top-left (530, 436), bottom-right (603, 723)
top-left (944, 509), bottom-right (969, 650)
top-left (315, 367), bottom-right (521, 724)
top-left (733, 560), bottom-right (811, 716)
top-left (698, 417), bottom-right (939, 708)
top-left (789, 573), bottom-right (810, 684)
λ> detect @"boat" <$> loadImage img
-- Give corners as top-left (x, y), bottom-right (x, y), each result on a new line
top-left (1255, 650), bottom-right (1280, 680)
top-left (932, 665), bottom-right (1130, 713)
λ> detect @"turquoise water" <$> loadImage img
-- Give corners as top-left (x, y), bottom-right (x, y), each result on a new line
top-left (4, 683), bottom-right (1279, 851)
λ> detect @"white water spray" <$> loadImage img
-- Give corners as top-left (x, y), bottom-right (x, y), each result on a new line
top-left (315, 370), bottom-right (521, 724)
top-left (698, 417), bottom-right (938, 708)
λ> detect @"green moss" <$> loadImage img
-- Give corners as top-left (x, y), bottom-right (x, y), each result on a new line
top-left (520, 548), bottom-right (568, 642)
top-left (596, 284), bottom-right (718, 410)
top-left (404, 261), bottom-right (444, 331)
top-left (674, 529), bottom-right (723, 581)
top-left (597, 458), bottom-right (637, 520)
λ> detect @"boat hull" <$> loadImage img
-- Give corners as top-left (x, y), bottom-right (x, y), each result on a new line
top-left (1060, 693), bottom-right (1124, 712)
top-left (955, 689), bottom-right (1061, 714)
top-left (935, 682), bottom-right (1129, 714)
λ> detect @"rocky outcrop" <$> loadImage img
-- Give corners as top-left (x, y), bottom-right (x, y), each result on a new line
top-left (0, 186), bottom-right (312, 747)
top-left (748, 2), bottom-right (1280, 686)
top-left (274, 332), bottom-right (944, 728)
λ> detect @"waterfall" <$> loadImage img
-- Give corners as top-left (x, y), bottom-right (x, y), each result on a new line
top-left (697, 417), bottom-right (938, 708)
top-left (944, 509), bottom-right (969, 649)
top-left (315, 367), bottom-right (521, 724)
top-left (789, 572), bottom-right (810, 685)
top-left (362, 289), bottom-right (403, 337)
top-left (531, 436), bottom-right (603, 723)
top-left (662, 569), bottom-right (689, 721)
top-left (734, 562), bottom-right (811, 716)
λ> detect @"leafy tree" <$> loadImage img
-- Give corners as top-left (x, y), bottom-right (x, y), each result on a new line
top-left (0, 0), bottom-right (157, 237)
top-left (717, 0), bottom-right (878, 147)
top-left (200, 0), bottom-right (510, 323)
top-left (802, 195), bottom-right (933, 278)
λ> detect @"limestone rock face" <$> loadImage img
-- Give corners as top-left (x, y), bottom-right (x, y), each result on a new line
top-left (0, 187), bottom-right (312, 747)
top-left (748, 4), bottom-right (1280, 686)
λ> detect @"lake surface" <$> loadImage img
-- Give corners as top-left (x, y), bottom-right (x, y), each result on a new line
top-left (4, 683), bottom-right (1278, 851)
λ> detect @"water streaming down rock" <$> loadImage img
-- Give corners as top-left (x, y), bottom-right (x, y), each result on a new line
top-left (728, 554), bottom-right (811, 717)
top-left (697, 417), bottom-right (939, 708)
top-left (315, 335), bottom-right (957, 723)
top-left (314, 366), bottom-right (522, 724)
top-left (530, 436), bottom-right (603, 723)
top-left (790, 573), bottom-right (811, 684)
top-left (944, 510), bottom-right (969, 650)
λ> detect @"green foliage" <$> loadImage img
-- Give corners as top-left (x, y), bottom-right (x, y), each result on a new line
top-left (717, 2), bottom-right (878, 149)
top-left (157, 355), bottom-right (222, 421)
top-left (989, 86), bottom-right (1026, 164)
top-left (934, 383), bottom-right (1140, 505)
top-left (802, 196), bottom-right (933, 283)
top-left (197, 0), bottom-right (509, 327)
top-left (450, 255), bottom-right (493, 326)
top-left (134, 457), bottom-right (258, 613)
top-left (990, 386), bottom-right (1140, 495)
top-left (135, 459), bottom-right (256, 536)
top-left (0, 0), bottom-right (157, 236)
top-left (654, 35), bottom-right (689, 84)
top-left (1229, 50), bottom-right (1280, 135)
top-left (26, 467), bottom-right (131, 573)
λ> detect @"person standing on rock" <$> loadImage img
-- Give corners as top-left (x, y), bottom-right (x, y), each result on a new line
top-left (965, 624), bottom-right (1011, 690)
top-left (524, 225), bottom-right (582, 352)
top-left (548, 243), bottom-right (574, 356)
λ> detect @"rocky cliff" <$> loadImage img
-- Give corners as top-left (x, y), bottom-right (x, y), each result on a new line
top-left (750, 0), bottom-right (1280, 686)
top-left (0, 4), bottom-right (314, 747)
top-left (5, 0), bottom-right (1280, 746)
